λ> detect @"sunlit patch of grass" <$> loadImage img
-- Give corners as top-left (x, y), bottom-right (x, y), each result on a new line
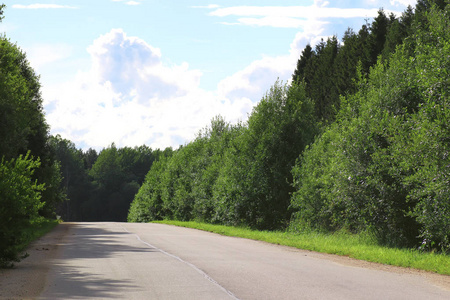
top-left (154, 220), bottom-right (450, 275)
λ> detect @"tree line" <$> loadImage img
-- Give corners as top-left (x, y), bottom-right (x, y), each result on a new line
top-left (51, 137), bottom-right (172, 222)
top-left (129, 1), bottom-right (450, 252)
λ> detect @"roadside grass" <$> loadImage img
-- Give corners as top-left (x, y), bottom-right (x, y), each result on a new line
top-left (1, 217), bottom-right (59, 268)
top-left (18, 218), bottom-right (59, 254)
top-left (154, 220), bottom-right (450, 276)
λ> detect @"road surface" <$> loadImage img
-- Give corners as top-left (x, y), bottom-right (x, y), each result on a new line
top-left (1, 222), bottom-right (449, 299)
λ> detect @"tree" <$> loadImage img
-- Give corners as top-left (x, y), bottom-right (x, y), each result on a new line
top-left (291, 4), bottom-right (450, 250)
top-left (369, 9), bottom-right (389, 65)
top-left (83, 148), bottom-right (98, 170)
top-left (0, 4), bottom-right (4, 21)
top-left (213, 82), bottom-right (317, 229)
top-left (0, 154), bottom-right (44, 267)
top-left (49, 135), bottom-right (91, 221)
top-left (82, 144), bottom-right (158, 221)
top-left (292, 44), bottom-right (313, 84)
top-left (128, 155), bottom-right (172, 222)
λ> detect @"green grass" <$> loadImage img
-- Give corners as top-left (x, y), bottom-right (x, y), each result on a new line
top-left (1, 217), bottom-right (59, 268)
top-left (154, 220), bottom-right (450, 275)
top-left (18, 218), bottom-right (60, 253)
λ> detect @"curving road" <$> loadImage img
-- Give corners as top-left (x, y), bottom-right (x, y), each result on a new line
top-left (5, 222), bottom-right (450, 299)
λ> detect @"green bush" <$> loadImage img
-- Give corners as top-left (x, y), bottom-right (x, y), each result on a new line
top-left (0, 153), bottom-right (45, 267)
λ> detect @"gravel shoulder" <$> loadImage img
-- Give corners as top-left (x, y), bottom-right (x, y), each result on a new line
top-left (0, 223), bottom-right (71, 299)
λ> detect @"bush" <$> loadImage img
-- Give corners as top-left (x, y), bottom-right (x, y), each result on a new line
top-left (0, 153), bottom-right (44, 267)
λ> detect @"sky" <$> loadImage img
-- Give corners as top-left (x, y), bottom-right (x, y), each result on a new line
top-left (1, 0), bottom-right (416, 151)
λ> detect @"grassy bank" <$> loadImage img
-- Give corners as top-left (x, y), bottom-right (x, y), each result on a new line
top-left (1, 218), bottom-right (59, 268)
top-left (16, 218), bottom-right (59, 259)
top-left (20, 218), bottom-right (60, 250)
top-left (154, 220), bottom-right (450, 276)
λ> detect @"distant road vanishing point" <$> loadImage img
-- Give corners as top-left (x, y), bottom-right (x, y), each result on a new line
top-left (2, 222), bottom-right (449, 299)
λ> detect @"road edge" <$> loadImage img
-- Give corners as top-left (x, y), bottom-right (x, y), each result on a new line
top-left (0, 223), bottom-right (71, 299)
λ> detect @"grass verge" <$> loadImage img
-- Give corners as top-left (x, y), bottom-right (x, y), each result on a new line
top-left (18, 218), bottom-right (59, 253)
top-left (154, 220), bottom-right (450, 276)
top-left (1, 217), bottom-right (59, 268)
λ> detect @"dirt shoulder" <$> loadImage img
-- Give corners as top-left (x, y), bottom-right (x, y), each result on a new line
top-left (0, 223), bottom-right (71, 299)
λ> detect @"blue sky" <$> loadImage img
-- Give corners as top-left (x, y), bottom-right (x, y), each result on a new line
top-left (2, 0), bottom-right (416, 150)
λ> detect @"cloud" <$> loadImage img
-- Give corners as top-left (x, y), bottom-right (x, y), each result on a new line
top-left (207, 1), bottom-right (407, 105)
top-left (218, 55), bottom-right (295, 102)
top-left (112, 0), bottom-right (143, 5)
top-left (87, 29), bottom-right (203, 100)
top-left (12, 4), bottom-right (77, 9)
top-left (389, 0), bottom-right (417, 6)
top-left (215, 27), bottom-right (327, 105)
top-left (26, 44), bottom-right (73, 70)
top-left (235, 17), bottom-right (308, 28)
top-left (44, 29), bottom-right (252, 150)
top-left (214, 2), bottom-right (342, 103)
top-left (208, 3), bottom-right (399, 28)
top-left (192, 4), bottom-right (221, 9)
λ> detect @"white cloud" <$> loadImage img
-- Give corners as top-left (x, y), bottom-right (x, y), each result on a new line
top-left (289, 19), bottom-right (329, 56)
top-left (44, 29), bottom-right (252, 150)
top-left (216, 24), bottom-right (329, 105)
top-left (214, 2), bottom-right (341, 103)
top-left (236, 16), bottom-right (308, 28)
top-left (390, 0), bottom-right (417, 6)
top-left (86, 29), bottom-right (204, 101)
top-left (26, 44), bottom-right (73, 70)
top-left (210, 5), bottom-right (377, 18)
top-left (12, 4), bottom-right (77, 9)
top-left (218, 55), bottom-right (295, 103)
top-left (192, 4), bottom-right (220, 9)
top-left (209, 4), bottom-right (397, 28)
top-left (112, 0), bottom-right (143, 5)
top-left (207, 0), bottom-right (407, 108)
top-left (314, 0), bottom-right (330, 8)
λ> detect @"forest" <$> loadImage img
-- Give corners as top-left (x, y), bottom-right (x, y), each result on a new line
top-left (1, 0), bottom-right (449, 266)
top-left (128, 0), bottom-right (450, 251)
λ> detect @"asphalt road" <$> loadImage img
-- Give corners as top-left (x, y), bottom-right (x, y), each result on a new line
top-left (37, 222), bottom-right (450, 299)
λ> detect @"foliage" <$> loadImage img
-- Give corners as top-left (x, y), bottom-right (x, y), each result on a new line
top-left (0, 4), bottom-right (4, 22)
top-left (129, 82), bottom-right (317, 230)
top-left (292, 8), bottom-right (415, 124)
top-left (48, 134), bottom-right (172, 222)
top-left (0, 154), bottom-right (44, 267)
top-left (49, 135), bottom-right (92, 221)
top-left (128, 156), bottom-right (171, 222)
top-left (291, 4), bottom-right (450, 250)
top-left (128, 117), bottom-right (237, 223)
top-left (213, 82), bottom-right (317, 229)
top-left (0, 24), bottom-right (65, 265)
top-left (75, 144), bottom-right (166, 221)
top-left (0, 34), bottom-right (65, 216)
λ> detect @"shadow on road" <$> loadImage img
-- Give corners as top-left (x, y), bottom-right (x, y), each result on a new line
top-left (42, 223), bottom-right (157, 299)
